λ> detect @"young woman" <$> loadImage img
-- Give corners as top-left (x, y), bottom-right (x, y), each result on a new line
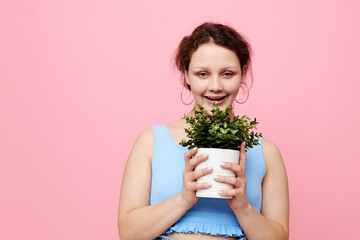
top-left (118, 22), bottom-right (289, 240)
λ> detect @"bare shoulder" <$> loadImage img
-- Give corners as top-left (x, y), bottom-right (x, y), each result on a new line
top-left (135, 127), bottom-right (154, 146)
top-left (262, 138), bottom-right (286, 174)
top-left (119, 127), bottom-right (155, 214)
top-left (262, 138), bottom-right (281, 157)
top-left (166, 117), bottom-right (187, 129)
top-left (129, 127), bottom-right (155, 162)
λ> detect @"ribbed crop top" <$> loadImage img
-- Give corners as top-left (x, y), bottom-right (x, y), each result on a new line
top-left (150, 125), bottom-right (266, 238)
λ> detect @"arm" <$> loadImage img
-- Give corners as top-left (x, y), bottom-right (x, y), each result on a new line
top-left (234, 139), bottom-right (289, 240)
top-left (117, 128), bottom-right (213, 240)
top-left (117, 128), bottom-right (188, 240)
top-left (215, 140), bottom-right (289, 240)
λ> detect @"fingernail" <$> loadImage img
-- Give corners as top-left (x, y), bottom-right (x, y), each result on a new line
top-left (206, 182), bottom-right (212, 187)
top-left (202, 153), bottom-right (208, 157)
top-left (207, 166), bottom-right (213, 171)
top-left (220, 161), bottom-right (226, 166)
top-left (192, 147), bottom-right (197, 150)
top-left (214, 175), bottom-right (220, 180)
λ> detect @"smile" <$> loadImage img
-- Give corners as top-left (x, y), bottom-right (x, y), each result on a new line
top-left (205, 96), bottom-right (227, 101)
top-left (204, 96), bottom-right (227, 106)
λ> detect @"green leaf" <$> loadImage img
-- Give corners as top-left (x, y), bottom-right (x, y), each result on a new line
top-left (179, 102), bottom-right (262, 150)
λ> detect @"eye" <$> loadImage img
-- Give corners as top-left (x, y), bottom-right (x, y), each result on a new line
top-left (197, 72), bottom-right (208, 78)
top-left (224, 72), bottom-right (233, 77)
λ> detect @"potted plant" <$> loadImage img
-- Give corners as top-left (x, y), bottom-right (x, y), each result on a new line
top-left (179, 102), bottom-right (263, 199)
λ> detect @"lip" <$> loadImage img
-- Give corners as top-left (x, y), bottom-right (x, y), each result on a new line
top-left (204, 96), bottom-right (227, 106)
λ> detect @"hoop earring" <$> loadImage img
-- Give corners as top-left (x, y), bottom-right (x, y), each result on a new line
top-left (235, 82), bottom-right (249, 104)
top-left (180, 86), bottom-right (194, 105)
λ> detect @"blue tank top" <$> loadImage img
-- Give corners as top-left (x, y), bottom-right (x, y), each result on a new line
top-left (150, 125), bottom-right (266, 238)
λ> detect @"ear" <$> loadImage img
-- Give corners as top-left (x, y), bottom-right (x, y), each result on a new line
top-left (242, 64), bottom-right (248, 74)
top-left (185, 70), bottom-right (190, 86)
top-left (240, 74), bottom-right (245, 84)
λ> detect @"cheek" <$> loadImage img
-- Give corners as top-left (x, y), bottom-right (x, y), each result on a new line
top-left (225, 81), bottom-right (242, 94)
top-left (190, 81), bottom-right (208, 94)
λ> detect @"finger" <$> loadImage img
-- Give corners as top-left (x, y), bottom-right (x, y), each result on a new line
top-left (215, 175), bottom-right (247, 188)
top-left (220, 161), bottom-right (243, 177)
top-left (194, 181), bottom-right (212, 190)
top-left (213, 175), bottom-right (239, 186)
top-left (239, 141), bottom-right (247, 169)
top-left (187, 153), bottom-right (208, 171)
top-left (185, 181), bottom-right (212, 191)
top-left (219, 188), bottom-right (244, 197)
top-left (188, 166), bottom-right (213, 181)
top-left (184, 147), bottom-right (198, 161)
top-left (184, 147), bottom-right (198, 171)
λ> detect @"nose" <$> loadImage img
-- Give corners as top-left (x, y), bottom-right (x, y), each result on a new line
top-left (208, 77), bottom-right (223, 92)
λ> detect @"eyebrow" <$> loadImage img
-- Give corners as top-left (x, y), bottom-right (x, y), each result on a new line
top-left (192, 66), bottom-right (239, 70)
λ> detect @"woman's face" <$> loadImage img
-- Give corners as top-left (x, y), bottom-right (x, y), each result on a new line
top-left (185, 43), bottom-right (244, 113)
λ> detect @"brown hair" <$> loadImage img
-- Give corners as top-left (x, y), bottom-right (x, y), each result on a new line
top-left (172, 22), bottom-right (254, 91)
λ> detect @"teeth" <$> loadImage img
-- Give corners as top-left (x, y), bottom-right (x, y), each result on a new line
top-left (206, 96), bottom-right (225, 101)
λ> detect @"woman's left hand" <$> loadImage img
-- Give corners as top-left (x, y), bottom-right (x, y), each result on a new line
top-left (214, 141), bottom-right (249, 212)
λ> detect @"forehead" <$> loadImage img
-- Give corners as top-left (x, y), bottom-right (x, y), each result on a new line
top-left (189, 43), bottom-right (240, 68)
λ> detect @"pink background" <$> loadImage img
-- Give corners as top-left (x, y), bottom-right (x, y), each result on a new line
top-left (1, 0), bottom-right (359, 239)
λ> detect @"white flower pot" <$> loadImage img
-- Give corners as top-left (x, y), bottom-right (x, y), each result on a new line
top-left (195, 148), bottom-right (240, 199)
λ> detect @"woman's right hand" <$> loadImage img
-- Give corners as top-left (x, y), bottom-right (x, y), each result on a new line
top-left (180, 147), bottom-right (213, 206)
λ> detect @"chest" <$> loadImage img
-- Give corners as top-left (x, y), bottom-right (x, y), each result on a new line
top-left (150, 139), bottom-right (264, 213)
